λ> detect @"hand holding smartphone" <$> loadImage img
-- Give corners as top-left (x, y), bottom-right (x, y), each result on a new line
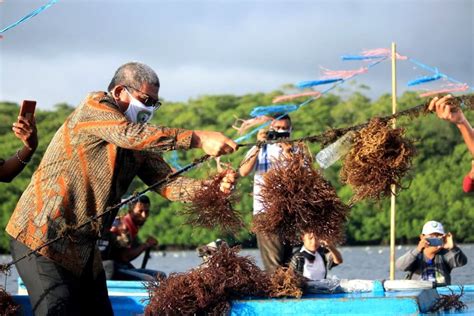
top-left (425, 237), bottom-right (443, 247)
top-left (19, 100), bottom-right (36, 120)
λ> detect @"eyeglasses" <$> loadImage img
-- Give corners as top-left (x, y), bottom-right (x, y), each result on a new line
top-left (125, 86), bottom-right (162, 110)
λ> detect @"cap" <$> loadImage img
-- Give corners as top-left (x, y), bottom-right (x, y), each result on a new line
top-left (422, 221), bottom-right (445, 235)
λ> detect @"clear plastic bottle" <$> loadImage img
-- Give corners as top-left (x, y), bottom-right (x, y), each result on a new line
top-left (316, 131), bottom-right (356, 169)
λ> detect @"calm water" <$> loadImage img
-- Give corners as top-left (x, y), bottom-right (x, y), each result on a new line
top-left (1, 244), bottom-right (473, 293)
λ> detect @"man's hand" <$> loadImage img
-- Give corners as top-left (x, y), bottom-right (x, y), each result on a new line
top-left (443, 232), bottom-right (455, 250)
top-left (257, 129), bottom-right (268, 142)
top-left (145, 237), bottom-right (158, 248)
top-left (219, 169), bottom-right (237, 194)
top-left (12, 116), bottom-right (38, 151)
top-left (192, 131), bottom-right (238, 157)
top-left (416, 238), bottom-right (430, 252)
top-left (428, 95), bottom-right (466, 125)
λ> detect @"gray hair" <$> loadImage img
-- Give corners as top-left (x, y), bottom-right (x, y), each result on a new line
top-left (108, 62), bottom-right (160, 92)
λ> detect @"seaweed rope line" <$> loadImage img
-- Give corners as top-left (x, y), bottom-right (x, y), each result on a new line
top-left (237, 95), bottom-right (473, 168)
top-left (1, 94), bottom-right (472, 277)
top-left (0, 0), bottom-right (59, 35)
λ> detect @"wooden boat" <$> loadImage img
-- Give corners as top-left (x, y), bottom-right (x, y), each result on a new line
top-left (13, 279), bottom-right (474, 315)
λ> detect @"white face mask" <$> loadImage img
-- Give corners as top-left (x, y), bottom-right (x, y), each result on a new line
top-left (123, 89), bottom-right (154, 123)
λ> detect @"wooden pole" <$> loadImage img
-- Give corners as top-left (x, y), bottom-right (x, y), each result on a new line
top-left (390, 42), bottom-right (398, 280)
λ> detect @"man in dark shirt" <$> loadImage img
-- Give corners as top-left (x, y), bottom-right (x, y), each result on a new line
top-left (100, 195), bottom-right (165, 280)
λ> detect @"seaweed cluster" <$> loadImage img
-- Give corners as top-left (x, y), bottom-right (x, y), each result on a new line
top-left (268, 267), bottom-right (305, 299)
top-left (145, 245), bottom-right (306, 315)
top-left (340, 118), bottom-right (416, 202)
top-left (252, 143), bottom-right (349, 245)
top-left (430, 286), bottom-right (467, 312)
top-left (145, 245), bottom-right (270, 315)
top-left (0, 288), bottom-right (20, 316)
top-left (182, 170), bottom-right (244, 234)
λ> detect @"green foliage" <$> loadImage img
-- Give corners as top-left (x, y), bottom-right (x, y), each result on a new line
top-left (0, 90), bottom-right (473, 253)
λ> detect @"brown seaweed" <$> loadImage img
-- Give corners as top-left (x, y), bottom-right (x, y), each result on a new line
top-left (340, 118), bottom-right (416, 202)
top-left (182, 170), bottom-right (244, 234)
top-left (0, 287), bottom-right (20, 316)
top-left (430, 286), bottom-right (467, 312)
top-left (145, 245), bottom-right (271, 316)
top-left (252, 143), bottom-right (349, 245)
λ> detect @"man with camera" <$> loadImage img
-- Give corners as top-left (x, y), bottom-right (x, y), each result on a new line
top-left (239, 114), bottom-right (294, 272)
top-left (396, 220), bottom-right (467, 286)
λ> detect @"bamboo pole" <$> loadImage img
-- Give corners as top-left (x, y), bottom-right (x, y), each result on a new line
top-left (390, 42), bottom-right (398, 280)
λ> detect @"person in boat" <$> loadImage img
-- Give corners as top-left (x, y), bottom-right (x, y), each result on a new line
top-left (196, 238), bottom-right (228, 263)
top-left (428, 95), bottom-right (474, 192)
top-left (0, 114), bottom-right (38, 183)
top-left (396, 220), bottom-right (467, 286)
top-left (289, 231), bottom-right (343, 281)
top-left (100, 195), bottom-right (166, 281)
top-left (7, 62), bottom-right (238, 315)
top-left (238, 114), bottom-right (295, 273)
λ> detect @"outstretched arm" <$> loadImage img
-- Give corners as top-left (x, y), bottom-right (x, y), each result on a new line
top-left (429, 95), bottom-right (474, 156)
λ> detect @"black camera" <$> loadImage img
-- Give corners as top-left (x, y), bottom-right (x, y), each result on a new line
top-left (267, 130), bottom-right (290, 140)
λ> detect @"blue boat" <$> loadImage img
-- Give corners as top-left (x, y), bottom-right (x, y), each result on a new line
top-left (13, 279), bottom-right (474, 315)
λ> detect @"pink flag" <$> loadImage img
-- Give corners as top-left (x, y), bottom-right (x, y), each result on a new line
top-left (321, 66), bottom-right (368, 79)
top-left (272, 91), bottom-right (321, 104)
top-left (232, 115), bottom-right (273, 135)
top-left (419, 83), bottom-right (469, 97)
top-left (362, 48), bottom-right (408, 60)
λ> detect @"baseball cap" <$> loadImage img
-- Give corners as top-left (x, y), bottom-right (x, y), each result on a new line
top-left (422, 221), bottom-right (445, 235)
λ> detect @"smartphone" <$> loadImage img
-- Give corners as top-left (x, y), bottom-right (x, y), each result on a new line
top-left (426, 237), bottom-right (443, 247)
top-left (19, 100), bottom-right (36, 120)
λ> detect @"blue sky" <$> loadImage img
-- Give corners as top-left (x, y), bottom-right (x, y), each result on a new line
top-left (0, 0), bottom-right (472, 109)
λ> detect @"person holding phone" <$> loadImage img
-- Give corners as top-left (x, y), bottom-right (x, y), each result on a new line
top-left (0, 101), bottom-right (38, 183)
top-left (7, 62), bottom-right (237, 316)
top-left (396, 220), bottom-right (467, 285)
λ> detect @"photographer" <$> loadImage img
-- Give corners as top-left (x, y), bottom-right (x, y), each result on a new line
top-left (239, 114), bottom-right (294, 272)
top-left (396, 220), bottom-right (467, 286)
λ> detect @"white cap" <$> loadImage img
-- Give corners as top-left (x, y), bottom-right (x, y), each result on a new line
top-left (422, 221), bottom-right (445, 235)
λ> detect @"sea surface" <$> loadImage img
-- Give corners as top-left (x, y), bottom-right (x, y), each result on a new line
top-left (1, 244), bottom-right (472, 293)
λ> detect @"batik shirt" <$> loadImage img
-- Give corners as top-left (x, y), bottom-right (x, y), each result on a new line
top-left (6, 92), bottom-right (202, 276)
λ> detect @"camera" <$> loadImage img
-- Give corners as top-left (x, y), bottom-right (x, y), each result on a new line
top-left (267, 130), bottom-right (290, 140)
top-left (425, 237), bottom-right (443, 247)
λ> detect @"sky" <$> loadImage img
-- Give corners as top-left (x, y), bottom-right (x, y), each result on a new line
top-left (0, 0), bottom-right (473, 110)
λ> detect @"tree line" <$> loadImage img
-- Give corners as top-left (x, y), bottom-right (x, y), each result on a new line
top-left (0, 87), bottom-right (473, 252)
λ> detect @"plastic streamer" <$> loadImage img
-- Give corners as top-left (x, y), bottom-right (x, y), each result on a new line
top-left (419, 83), bottom-right (470, 97)
top-left (0, 0), bottom-right (59, 35)
top-left (342, 48), bottom-right (408, 61)
top-left (272, 91), bottom-right (321, 104)
top-left (407, 73), bottom-right (443, 86)
top-left (165, 151), bottom-right (183, 170)
top-left (407, 58), bottom-right (473, 96)
top-left (232, 115), bottom-right (273, 135)
top-left (321, 67), bottom-right (368, 79)
top-left (295, 78), bottom-right (343, 89)
top-left (234, 55), bottom-right (388, 143)
top-left (249, 104), bottom-right (298, 117)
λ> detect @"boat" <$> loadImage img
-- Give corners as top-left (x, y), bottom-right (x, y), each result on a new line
top-left (13, 279), bottom-right (474, 315)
